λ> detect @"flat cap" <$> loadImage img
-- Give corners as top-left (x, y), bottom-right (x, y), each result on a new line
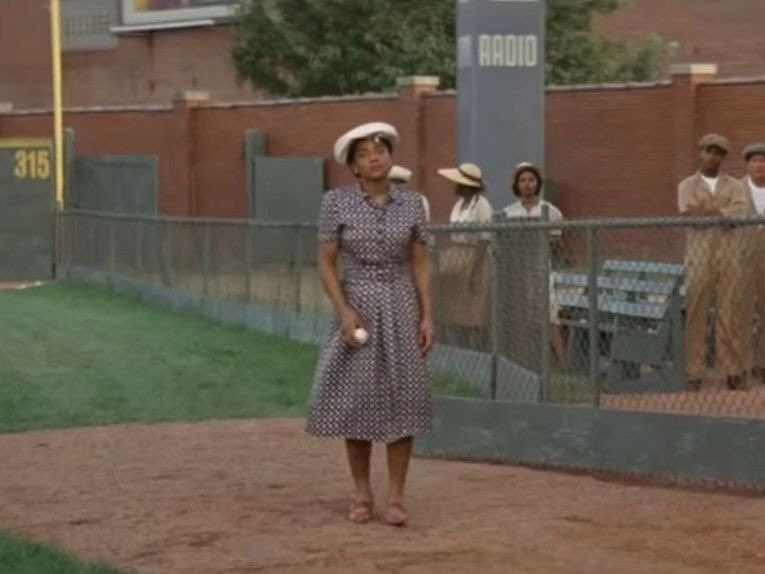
top-left (743, 142), bottom-right (765, 161)
top-left (698, 133), bottom-right (730, 152)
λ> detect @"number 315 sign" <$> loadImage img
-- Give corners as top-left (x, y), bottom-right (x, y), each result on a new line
top-left (14, 149), bottom-right (51, 180)
top-left (0, 139), bottom-right (54, 202)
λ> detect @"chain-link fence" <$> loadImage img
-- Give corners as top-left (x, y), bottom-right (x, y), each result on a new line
top-left (58, 210), bottom-right (765, 421)
top-left (60, 210), bottom-right (327, 312)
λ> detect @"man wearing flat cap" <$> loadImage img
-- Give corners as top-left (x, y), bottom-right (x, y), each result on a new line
top-left (678, 133), bottom-right (750, 391)
top-left (741, 143), bottom-right (765, 385)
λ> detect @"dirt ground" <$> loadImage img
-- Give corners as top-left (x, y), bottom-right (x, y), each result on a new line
top-left (0, 419), bottom-right (763, 574)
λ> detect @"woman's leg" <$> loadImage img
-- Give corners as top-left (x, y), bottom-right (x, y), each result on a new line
top-left (346, 439), bottom-right (373, 522)
top-left (385, 436), bottom-right (413, 525)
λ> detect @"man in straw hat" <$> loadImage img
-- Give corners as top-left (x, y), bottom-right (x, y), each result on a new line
top-left (740, 142), bottom-right (765, 385)
top-left (306, 121), bottom-right (434, 527)
top-left (678, 133), bottom-right (750, 391)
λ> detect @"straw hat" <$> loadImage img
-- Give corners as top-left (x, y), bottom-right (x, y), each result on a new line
top-left (437, 162), bottom-right (485, 189)
top-left (333, 121), bottom-right (399, 165)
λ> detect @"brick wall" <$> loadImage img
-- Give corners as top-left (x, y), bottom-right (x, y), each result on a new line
top-left (0, 0), bottom-right (53, 108)
top-left (2, 69), bottom-right (764, 222)
top-left (698, 81), bottom-right (765, 174)
top-left (545, 83), bottom-right (676, 218)
top-left (190, 95), bottom-right (422, 217)
top-left (0, 106), bottom-right (178, 211)
top-left (420, 94), bottom-right (458, 223)
top-left (3, 0), bottom-right (765, 111)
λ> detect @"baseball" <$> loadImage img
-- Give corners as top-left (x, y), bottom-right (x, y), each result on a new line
top-left (353, 327), bottom-right (369, 345)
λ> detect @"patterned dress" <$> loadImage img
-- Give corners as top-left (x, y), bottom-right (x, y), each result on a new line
top-left (306, 184), bottom-right (433, 443)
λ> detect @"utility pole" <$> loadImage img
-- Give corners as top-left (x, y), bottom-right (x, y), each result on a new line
top-left (50, 0), bottom-right (64, 209)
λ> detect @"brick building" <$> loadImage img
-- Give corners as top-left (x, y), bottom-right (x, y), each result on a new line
top-left (0, 0), bottom-right (255, 109)
top-left (594, 0), bottom-right (765, 79)
top-left (1, 0), bottom-right (765, 110)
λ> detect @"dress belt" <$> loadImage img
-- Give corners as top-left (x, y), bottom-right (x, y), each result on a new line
top-left (345, 263), bottom-right (409, 283)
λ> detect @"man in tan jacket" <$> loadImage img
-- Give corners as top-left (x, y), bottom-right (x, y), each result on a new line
top-left (678, 133), bottom-right (750, 391)
top-left (741, 143), bottom-right (765, 385)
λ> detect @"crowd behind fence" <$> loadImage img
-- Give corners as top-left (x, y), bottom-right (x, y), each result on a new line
top-left (58, 210), bottom-right (765, 421)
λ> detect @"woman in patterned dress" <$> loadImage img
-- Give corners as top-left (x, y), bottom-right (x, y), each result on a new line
top-left (306, 122), bottom-right (434, 527)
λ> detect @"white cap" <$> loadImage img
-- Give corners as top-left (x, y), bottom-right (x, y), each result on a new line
top-left (333, 121), bottom-right (399, 165)
top-left (389, 165), bottom-right (412, 183)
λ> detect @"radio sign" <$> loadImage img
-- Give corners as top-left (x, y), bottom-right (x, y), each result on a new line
top-left (457, 0), bottom-right (546, 209)
top-left (479, 34), bottom-right (539, 67)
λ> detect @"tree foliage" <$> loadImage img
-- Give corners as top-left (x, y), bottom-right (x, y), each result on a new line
top-left (546, 0), bottom-right (669, 85)
top-left (231, 0), bottom-right (671, 97)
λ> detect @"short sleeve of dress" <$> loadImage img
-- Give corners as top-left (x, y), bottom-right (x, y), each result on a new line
top-left (476, 195), bottom-right (494, 242)
top-left (475, 195), bottom-right (494, 223)
top-left (547, 202), bottom-right (564, 237)
top-left (412, 195), bottom-right (430, 244)
top-left (318, 190), bottom-right (341, 242)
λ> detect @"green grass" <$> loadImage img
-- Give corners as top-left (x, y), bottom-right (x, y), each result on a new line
top-left (0, 283), bottom-right (319, 433)
top-left (0, 283), bottom-right (476, 433)
top-left (549, 371), bottom-right (596, 404)
top-left (0, 530), bottom-right (124, 574)
top-left (432, 374), bottom-right (486, 399)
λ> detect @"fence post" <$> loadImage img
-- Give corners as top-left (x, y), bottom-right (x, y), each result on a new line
top-left (433, 233), bottom-right (446, 352)
top-left (245, 222), bottom-right (253, 303)
top-left (489, 233), bottom-right (499, 400)
top-left (539, 205), bottom-right (551, 402)
top-left (54, 212), bottom-right (63, 273)
top-left (136, 217), bottom-right (143, 278)
top-left (160, 220), bottom-right (171, 287)
top-left (109, 218), bottom-right (117, 275)
top-left (294, 226), bottom-right (303, 313)
top-left (63, 212), bottom-right (70, 269)
top-left (202, 221), bottom-right (211, 298)
top-left (587, 225), bottom-right (600, 405)
top-left (73, 213), bottom-right (79, 268)
top-left (53, 211), bottom-right (61, 279)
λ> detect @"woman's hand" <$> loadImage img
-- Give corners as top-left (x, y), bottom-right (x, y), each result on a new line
top-left (418, 316), bottom-right (434, 356)
top-left (340, 307), bottom-right (363, 348)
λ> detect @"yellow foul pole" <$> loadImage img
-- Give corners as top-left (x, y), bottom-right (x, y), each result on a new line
top-left (50, 0), bottom-right (64, 209)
